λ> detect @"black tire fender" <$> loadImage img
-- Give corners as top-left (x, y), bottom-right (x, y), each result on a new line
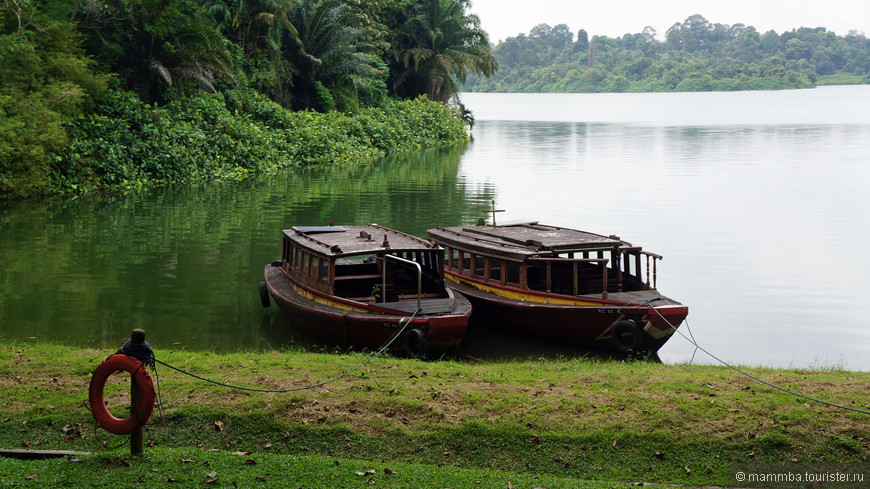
top-left (258, 281), bottom-right (270, 308)
top-left (611, 320), bottom-right (644, 353)
top-left (405, 328), bottom-right (429, 359)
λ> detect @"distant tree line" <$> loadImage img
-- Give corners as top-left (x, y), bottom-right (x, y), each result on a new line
top-left (1, 0), bottom-right (496, 200)
top-left (465, 14), bottom-right (870, 93)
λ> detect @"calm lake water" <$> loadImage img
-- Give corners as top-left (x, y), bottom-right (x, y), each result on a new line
top-left (2, 85), bottom-right (869, 370)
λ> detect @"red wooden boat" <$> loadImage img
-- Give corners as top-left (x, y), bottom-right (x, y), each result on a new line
top-left (427, 221), bottom-right (688, 354)
top-left (261, 224), bottom-right (471, 358)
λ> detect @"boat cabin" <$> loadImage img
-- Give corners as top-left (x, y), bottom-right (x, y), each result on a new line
top-left (428, 222), bottom-right (662, 299)
top-left (281, 224), bottom-right (448, 304)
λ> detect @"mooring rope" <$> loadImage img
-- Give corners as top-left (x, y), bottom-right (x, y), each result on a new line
top-left (152, 309), bottom-right (421, 393)
top-left (641, 299), bottom-right (870, 416)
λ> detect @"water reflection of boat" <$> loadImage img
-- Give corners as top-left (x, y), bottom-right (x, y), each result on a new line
top-left (261, 224), bottom-right (471, 358)
top-left (427, 221), bottom-right (688, 354)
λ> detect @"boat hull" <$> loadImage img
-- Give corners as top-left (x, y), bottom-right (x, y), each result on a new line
top-left (445, 274), bottom-right (687, 354)
top-left (264, 264), bottom-right (471, 356)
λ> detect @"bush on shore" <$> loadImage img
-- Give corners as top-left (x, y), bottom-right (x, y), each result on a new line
top-left (41, 88), bottom-right (469, 197)
top-left (1, 87), bottom-right (469, 201)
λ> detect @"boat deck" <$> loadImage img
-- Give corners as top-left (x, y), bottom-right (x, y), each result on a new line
top-left (379, 298), bottom-right (456, 315)
top-left (580, 290), bottom-right (682, 306)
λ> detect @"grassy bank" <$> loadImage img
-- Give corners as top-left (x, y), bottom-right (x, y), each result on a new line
top-left (1, 343), bottom-right (868, 487)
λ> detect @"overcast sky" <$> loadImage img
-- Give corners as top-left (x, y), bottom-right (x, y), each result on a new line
top-left (468, 0), bottom-right (870, 43)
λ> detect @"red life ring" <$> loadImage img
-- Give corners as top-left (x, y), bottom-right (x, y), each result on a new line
top-left (88, 354), bottom-right (156, 435)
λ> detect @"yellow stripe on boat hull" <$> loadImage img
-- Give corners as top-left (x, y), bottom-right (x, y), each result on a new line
top-left (446, 273), bottom-right (601, 306)
top-left (290, 282), bottom-right (372, 313)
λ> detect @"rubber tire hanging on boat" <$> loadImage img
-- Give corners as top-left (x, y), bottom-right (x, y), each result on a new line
top-left (405, 328), bottom-right (430, 359)
top-left (611, 320), bottom-right (644, 353)
top-left (88, 354), bottom-right (156, 435)
top-left (258, 281), bottom-right (270, 308)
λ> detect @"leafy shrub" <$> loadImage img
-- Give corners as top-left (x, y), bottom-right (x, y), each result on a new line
top-left (46, 89), bottom-right (469, 195)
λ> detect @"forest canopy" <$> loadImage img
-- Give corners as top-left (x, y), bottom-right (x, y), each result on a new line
top-left (0, 0), bottom-right (495, 200)
top-left (465, 14), bottom-right (870, 93)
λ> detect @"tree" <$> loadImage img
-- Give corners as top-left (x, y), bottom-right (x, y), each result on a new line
top-left (205, 0), bottom-right (297, 103)
top-left (75, 0), bottom-right (235, 102)
top-left (574, 28), bottom-right (588, 53)
top-left (785, 38), bottom-right (810, 60)
top-left (548, 24), bottom-right (573, 49)
top-left (1, 2), bottom-right (107, 199)
top-left (283, 0), bottom-right (384, 111)
top-left (389, 0), bottom-right (496, 102)
top-left (529, 23), bottom-right (551, 40)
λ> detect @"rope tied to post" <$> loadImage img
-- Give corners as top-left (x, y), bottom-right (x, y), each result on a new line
top-left (121, 339), bottom-right (155, 368)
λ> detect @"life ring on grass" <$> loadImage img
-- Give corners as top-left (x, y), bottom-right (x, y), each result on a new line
top-left (611, 320), bottom-right (645, 353)
top-left (88, 354), bottom-right (156, 435)
top-left (405, 328), bottom-right (430, 359)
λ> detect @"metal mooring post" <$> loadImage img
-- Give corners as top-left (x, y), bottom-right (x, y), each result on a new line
top-left (127, 329), bottom-right (146, 455)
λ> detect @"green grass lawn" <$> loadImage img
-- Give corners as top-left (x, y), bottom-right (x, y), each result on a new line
top-left (1, 343), bottom-right (868, 487)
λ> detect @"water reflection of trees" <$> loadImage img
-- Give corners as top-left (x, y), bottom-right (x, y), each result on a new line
top-left (0, 144), bottom-right (494, 352)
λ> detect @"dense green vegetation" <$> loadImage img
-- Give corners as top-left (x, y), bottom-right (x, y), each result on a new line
top-left (0, 0), bottom-right (495, 201)
top-left (465, 14), bottom-right (870, 93)
top-left (1, 343), bottom-right (868, 487)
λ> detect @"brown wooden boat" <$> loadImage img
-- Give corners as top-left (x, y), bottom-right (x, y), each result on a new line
top-left (261, 224), bottom-right (471, 358)
top-left (427, 221), bottom-right (688, 354)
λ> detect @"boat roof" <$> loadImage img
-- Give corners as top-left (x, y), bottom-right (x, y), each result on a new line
top-left (427, 222), bottom-right (639, 260)
top-left (285, 224), bottom-right (440, 258)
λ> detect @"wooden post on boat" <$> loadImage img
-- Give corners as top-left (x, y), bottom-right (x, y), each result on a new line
top-left (129, 329), bottom-right (146, 456)
top-left (488, 200), bottom-right (505, 226)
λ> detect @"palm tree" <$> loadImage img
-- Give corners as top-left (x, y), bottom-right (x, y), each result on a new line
top-left (206, 0), bottom-right (296, 55)
top-left (75, 0), bottom-right (235, 102)
top-left (284, 0), bottom-right (383, 111)
top-left (146, 12), bottom-right (236, 93)
top-left (389, 0), bottom-right (496, 102)
top-left (206, 0), bottom-right (297, 104)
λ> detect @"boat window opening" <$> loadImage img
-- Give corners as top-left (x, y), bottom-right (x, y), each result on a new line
top-left (490, 258), bottom-right (502, 283)
top-left (294, 245), bottom-right (302, 270)
top-left (301, 252), bottom-right (310, 277)
top-left (422, 252), bottom-right (438, 277)
top-left (461, 252), bottom-right (471, 276)
top-left (506, 261), bottom-right (521, 285)
top-left (551, 261), bottom-right (579, 295)
top-left (319, 258), bottom-right (329, 282)
top-left (597, 251), bottom-right (610, 269)
top-left (527, 265), bottom-right (546, 291)
top-left (473, 255), bottom-right (486, 278)
top-left (448, 248), bottom-right (458, 270)
top-left (417, 252), bottom-right (430, 272)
